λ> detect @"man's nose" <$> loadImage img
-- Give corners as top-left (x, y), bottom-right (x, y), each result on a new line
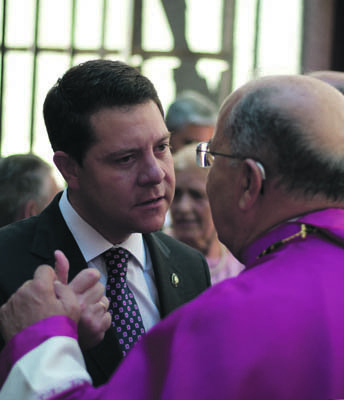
top-left (138, 155), bottom-right (165, 186)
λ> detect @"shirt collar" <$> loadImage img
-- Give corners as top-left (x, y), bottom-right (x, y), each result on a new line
top-left (58, 189), bottom-right (145, 268)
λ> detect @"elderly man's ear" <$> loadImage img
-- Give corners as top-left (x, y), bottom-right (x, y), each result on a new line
top-left (238, 158), bottom-right (265, 211)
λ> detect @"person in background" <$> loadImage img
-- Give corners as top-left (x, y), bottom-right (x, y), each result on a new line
top-left (168, 144), bottom-right (243, 284)
top-left (307, 70), bottom-right (344, 94)
top-left (165, 90), bottom-right (217, 153)
top-left (0, 59), bottom-right (210, 387)
top-left (164, 90), bottom-right (218, 229)
top-left (0, 153), bottom-right (61, 227)
top-left (3, 74), bottom-right (344, 399)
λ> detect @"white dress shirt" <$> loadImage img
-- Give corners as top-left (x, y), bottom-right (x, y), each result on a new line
top-left (59, 190), bottom-right (161, 332)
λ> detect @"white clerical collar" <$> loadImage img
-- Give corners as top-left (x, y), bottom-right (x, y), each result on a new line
top-left (58, 189), bottom-right (145, 268)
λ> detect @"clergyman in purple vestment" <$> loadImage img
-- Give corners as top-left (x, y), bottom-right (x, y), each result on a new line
top-left (2, 74), bottom-right (344, 399)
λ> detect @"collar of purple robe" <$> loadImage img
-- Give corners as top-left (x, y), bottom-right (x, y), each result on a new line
top-left (240, 208), bottom-right (344, 268)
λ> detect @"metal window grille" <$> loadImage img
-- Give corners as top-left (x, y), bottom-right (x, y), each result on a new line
top-left (0, 0), bottom-right (303, 160)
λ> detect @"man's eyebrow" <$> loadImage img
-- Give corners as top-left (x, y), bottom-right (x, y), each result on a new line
top-left (105, 133), bottom-right (172, 158)
top-left (161, 132), bottom-right (172, 141)
top-left (104, 147), bottom-right (139, 159)
top-left (153, 133), bottom-right (172, 145)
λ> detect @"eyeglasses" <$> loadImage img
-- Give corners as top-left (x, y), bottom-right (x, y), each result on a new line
top-left (196, 141), bottom-right (245, 168)
top-left (196, 141), bottom-right (266, 181)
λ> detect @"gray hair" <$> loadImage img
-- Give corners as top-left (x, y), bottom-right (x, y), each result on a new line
top-left (224, 86), bottom-right (344, 200)
top-left (0, 154), bottom-right (53, 227)
top-left (166, 90), bottom-right (217, 133)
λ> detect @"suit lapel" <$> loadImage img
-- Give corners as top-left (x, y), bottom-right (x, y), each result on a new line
top-left (144, 232), bottom-right (188, 317)
top-left (29, 194), bottom-right (122, 383)
top-left (29, 193), bottom-right (88, 280)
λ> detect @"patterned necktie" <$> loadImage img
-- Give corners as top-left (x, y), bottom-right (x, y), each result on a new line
top-left (103, 247), bottom-right (146, 356)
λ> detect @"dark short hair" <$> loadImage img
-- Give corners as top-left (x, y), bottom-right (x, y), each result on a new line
top-left (225, 86), bottom-right (344, 201)
top-left (43, 59), bottom-right (164, 165)
top-left (0, 154), bottom-right (52, 227)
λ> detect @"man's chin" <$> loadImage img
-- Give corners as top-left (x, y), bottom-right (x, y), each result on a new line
top-left (138, 218), bottom-right (165, 234)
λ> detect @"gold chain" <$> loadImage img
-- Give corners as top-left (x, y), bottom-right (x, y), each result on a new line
top-left (257, 223), bottom-right (316, 259)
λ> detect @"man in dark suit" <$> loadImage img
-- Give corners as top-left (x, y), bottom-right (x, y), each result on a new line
top-left (0, 59), bottom-right (210, 386)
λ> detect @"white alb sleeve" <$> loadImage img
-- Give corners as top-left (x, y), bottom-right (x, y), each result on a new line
top-left (0, 336), bottom-right (91, 400)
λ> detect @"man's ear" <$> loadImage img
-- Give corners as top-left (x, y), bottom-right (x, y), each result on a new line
top-left (23, 199), bottom-right (39, 218)
top-left (14, 200), bottom-right (38, 221)
top-left (238, 158), bottom-right (264, 211)
top-left (53, 151), bottom-right (80, 190)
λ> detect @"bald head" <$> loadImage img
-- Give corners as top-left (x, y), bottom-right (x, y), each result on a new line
top-left (217, 74), bottom-right (344, 201)
top-left (307, 70), bottom-right (344, 95)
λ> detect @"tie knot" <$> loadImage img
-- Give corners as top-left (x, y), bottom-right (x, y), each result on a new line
top-left (103, 247), bottom-right (130, 276)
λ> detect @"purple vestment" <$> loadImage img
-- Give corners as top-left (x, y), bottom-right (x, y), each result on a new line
top-left (1, 208), bottom-right (344, 399)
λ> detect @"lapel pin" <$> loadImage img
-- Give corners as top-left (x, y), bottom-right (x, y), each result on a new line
top-left (171, 273), bottom-right (180, 288)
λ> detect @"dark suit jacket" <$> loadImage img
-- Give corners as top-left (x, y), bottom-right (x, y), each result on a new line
top-left (0, 194), bottom-right (211, 386)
